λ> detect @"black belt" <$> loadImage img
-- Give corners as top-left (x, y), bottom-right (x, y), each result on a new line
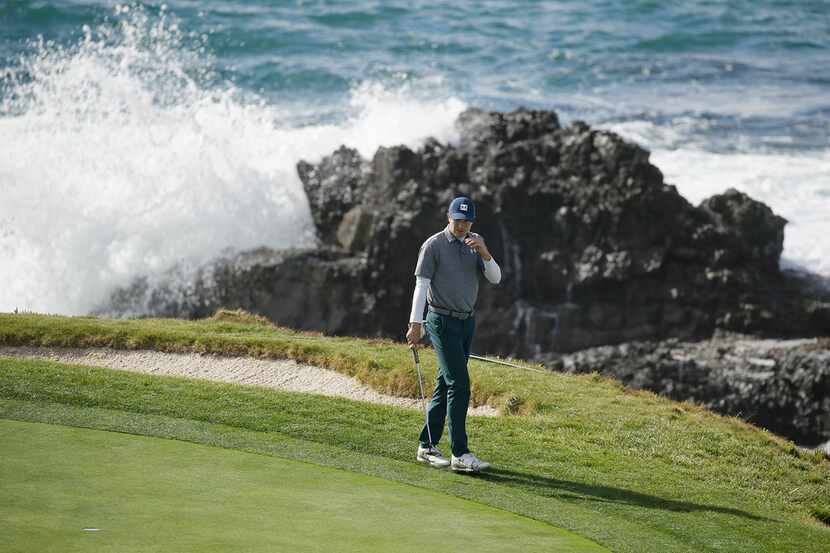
top-left (428, 305), bottom-right (474, 320)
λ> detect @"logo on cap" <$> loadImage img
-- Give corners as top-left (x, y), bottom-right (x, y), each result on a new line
top-left (460, 204), bottom-right (468, 212)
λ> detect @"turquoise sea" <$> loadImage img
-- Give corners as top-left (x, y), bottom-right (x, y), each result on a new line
top-left (1, 1), bottom-right (828, 313)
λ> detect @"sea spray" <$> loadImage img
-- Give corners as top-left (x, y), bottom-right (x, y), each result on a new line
top-left (0, 5), bottom-right (465, 315)
top-left (4, 1), bottom-right (827, 316)
top-left (607, 120), bottom-right (830, 276)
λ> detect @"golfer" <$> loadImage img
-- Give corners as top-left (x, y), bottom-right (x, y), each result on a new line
top-left (406, 196), bottom-right (502, 472)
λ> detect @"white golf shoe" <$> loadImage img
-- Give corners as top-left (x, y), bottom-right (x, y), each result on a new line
top-left (416, 445), bottom-right (451, 468)
top-left (451, 452), bottom-right (491, 473)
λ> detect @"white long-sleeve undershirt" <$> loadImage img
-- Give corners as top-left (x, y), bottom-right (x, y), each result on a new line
top-left (409, 276), bottom-right (431, 323)
top-left (481, 256), bottom-right (502, 285)
top-left (408, 257), bottom-right (502, 323)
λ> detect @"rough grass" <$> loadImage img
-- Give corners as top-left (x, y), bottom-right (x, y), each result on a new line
top-left (1, 312), bottom-right (829, 552)
top-left (208, 307), bottom-right (279, 327)
top-left (0, 311), bottom-right (594, 411)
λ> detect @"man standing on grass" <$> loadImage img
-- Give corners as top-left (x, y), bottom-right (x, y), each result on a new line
top-left (406, 196), bottom-right (502, 472)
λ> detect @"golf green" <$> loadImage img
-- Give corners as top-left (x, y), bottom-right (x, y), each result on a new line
top-left (1, 419), bottom-right (607, 552)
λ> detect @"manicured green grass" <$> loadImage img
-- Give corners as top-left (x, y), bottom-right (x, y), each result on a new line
top-left (1, 419), bottom-right (603, 553)
top-left (1, 347), bottom-right (828, 552)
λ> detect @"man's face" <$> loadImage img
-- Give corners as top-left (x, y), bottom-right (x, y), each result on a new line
top-left (448, 216), bottom-right (473, 238)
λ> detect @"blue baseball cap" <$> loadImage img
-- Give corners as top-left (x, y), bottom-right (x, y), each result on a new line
top-left (448, 196), bottom-right (475, 221)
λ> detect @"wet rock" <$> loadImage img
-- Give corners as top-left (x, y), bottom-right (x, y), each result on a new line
top-left (700, 188), bottom-right (786, 271)
top-left (103, 247), bottom-right (371, 336)
top-left (544, 335), bottom-right (830, 446)
top-left (297, 146), bottom-right (367, 245)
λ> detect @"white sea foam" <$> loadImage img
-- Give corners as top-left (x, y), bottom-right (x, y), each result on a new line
top-left (0, 8), bottom-right (465, 315)
top-left (607, 120), bottom-right (830, 277)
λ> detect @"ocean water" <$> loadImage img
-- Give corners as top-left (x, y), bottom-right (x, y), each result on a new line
top-left (1, 1), bottom-right (828, 314)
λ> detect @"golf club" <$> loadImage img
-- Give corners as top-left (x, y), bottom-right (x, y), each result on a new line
top-left (468, 353), bottom-right (548, 373)
top-left (411, 347), bottom-right (433, 447)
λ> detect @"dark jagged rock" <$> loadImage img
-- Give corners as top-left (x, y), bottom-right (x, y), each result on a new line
top-left (297, 146), bottom-right (368, 245)
top-left (699, 189), bottom-right (786, 271)
top-left (103, 247), bottom-right (371, 336)
top-left (544, 336), bottom-right (830, 446)
top-left (288, 107), bottom-right (828, 355)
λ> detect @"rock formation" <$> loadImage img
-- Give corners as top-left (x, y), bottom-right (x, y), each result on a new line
top-left (295, 107), bottom-right (830, 356)
top-left (545, 335), bottom-right (830, 446)
top-left (100, 107), bottom-right (830, 444)
top-left (103, 107), bottom-right (830, 357)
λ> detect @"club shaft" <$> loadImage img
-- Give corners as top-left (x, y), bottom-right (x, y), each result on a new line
top-left (469, 353), bottom-right (547, 373)
top-left (412, 348), bottom-right (433, 446)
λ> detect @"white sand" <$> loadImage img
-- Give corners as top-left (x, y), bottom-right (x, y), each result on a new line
top-left (0, 346), bottom-right (497, 417)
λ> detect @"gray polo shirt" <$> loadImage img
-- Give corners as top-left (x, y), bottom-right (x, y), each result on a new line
top-left (414, 227), bottom-right (485, 314)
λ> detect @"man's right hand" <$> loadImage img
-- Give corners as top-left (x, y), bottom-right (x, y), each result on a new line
top-left (406, 323), bottom-right (423, 348)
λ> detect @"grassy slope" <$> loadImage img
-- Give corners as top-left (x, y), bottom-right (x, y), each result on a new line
top-left (0, 313), bottom-right (828, 552)
top-left (2, 419), bottom-right (601, 553)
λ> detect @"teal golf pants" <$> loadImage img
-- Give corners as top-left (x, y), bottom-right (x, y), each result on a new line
top-left (419, 310), bottom-right (475, 457)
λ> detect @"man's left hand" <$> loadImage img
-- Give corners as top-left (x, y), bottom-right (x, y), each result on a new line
top-left (465, 234), bottom-right (492, 261)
